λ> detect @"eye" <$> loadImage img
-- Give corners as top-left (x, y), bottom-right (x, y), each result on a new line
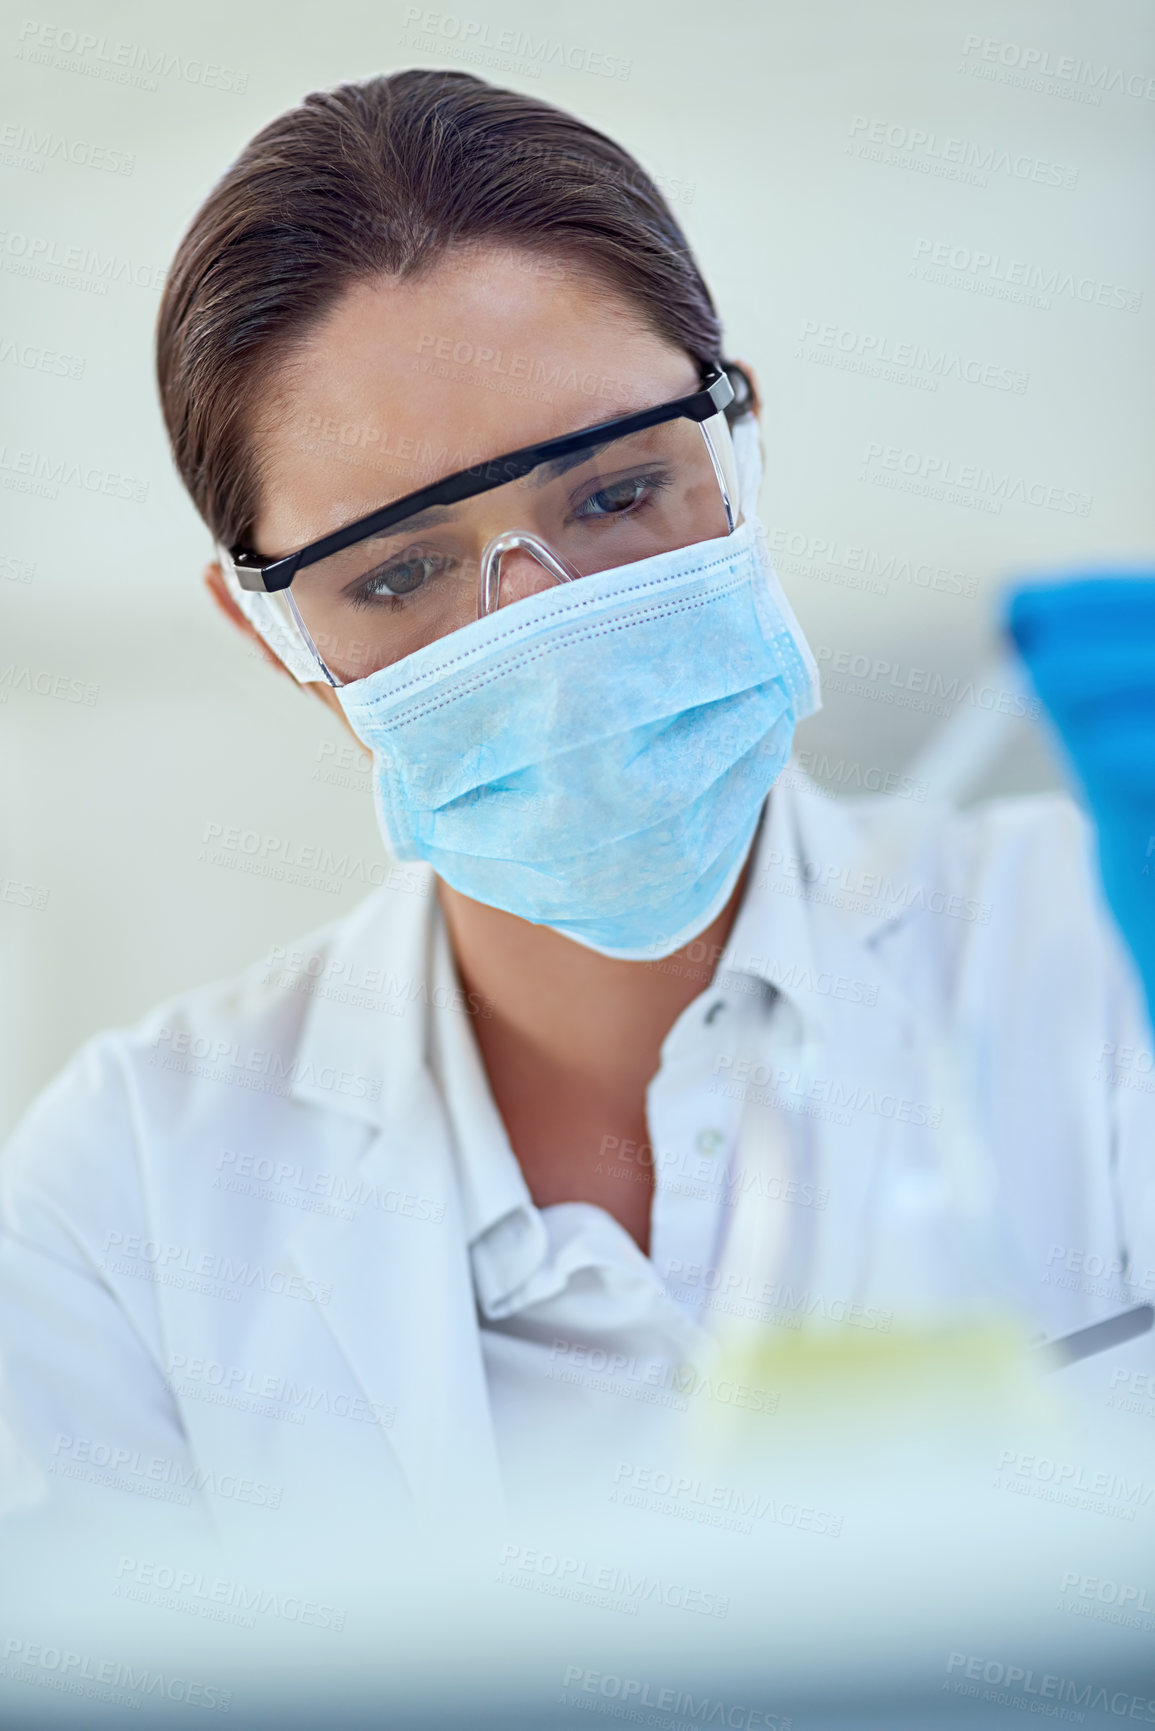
top-left (573, 471), bottom-right (671, 522)
top-left (351, 551), bottom-right (447, 604)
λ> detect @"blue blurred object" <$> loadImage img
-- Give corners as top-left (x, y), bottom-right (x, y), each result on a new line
top-left (1006, 573), bottom-right (1155, 1029)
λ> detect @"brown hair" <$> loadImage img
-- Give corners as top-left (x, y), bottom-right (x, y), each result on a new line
top-left (155, 68), bottom-right (750, 552)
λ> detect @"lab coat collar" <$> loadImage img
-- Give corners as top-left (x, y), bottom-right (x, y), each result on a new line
top-left (282, 874), bottom-right (589, 1315)
top-left (282, 868), bottom-right (439, 1126)
top-left (715, 768), bottom-right (927, 1044)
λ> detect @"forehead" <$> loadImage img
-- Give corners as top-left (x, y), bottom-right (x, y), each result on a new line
top-left (251, 244), bottom-right (695, 557)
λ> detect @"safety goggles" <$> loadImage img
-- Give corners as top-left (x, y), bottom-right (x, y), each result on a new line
top-left (224, 365), bottom-right (742, 687)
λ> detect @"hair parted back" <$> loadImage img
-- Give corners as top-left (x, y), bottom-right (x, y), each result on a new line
top-left (156, 68), bottom-right (749, 552)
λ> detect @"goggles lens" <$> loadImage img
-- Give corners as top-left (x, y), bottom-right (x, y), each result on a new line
top-left (251, 408), bottom-right (738, 686)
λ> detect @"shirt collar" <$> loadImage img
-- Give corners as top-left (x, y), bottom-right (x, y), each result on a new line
top-left (426, 903), bottom-right (700, 1324)
top-left (426, 909), bottom-right (534, 1243)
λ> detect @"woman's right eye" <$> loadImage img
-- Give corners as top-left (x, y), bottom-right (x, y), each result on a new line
top-left (353, 552), bottom-right (445, 603)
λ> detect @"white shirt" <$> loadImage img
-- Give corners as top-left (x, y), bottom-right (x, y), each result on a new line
top-left (1, 773), bottom-right (1153, 1540)
top-left (425, 862), bottom-right (782, 1508)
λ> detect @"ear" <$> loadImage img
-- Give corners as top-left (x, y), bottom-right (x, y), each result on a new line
top-left (203, 559), bottom-right (294, 681)
top-left (202, 560), bottom-right (367, 740)
top-left (729, 357), bottom-right (763, 421)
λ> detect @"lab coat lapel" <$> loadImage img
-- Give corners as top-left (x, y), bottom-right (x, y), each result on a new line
top-left (768, 776), bottom-right (1007, 1320)
top-left (279, 870), bottom-right (502, 1524)
top-left (284, 1071), bottom-right (502, 1526)
top-left (725, 778), bottom-right (932, 1312)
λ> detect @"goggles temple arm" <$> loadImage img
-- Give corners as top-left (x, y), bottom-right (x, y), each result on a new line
top-left (700, 421), bottom-right (738, 532)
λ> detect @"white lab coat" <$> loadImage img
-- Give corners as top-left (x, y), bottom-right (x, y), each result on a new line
top-left (1, 773), bottom-right (1153, 1543)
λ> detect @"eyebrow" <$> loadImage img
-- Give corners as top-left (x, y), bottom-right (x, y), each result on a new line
top-left (529, 430), bottom-right (637, 486)
top-left (347, 430), bottom-right (646, 542)
top-left (241, 367), bottom-right (724, 576)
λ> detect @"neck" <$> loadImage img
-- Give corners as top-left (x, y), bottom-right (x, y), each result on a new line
top-left (437, 858), bottom-right (756, 1250)
top-left (437, 864), bottom-right (751, 1106)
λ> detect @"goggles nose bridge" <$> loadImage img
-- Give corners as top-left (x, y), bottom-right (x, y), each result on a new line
top-left (478, 531), bottom-right (583, 619)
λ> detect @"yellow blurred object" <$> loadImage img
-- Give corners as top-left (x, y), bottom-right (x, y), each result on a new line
top-left (685, 1312), bottom-right (1071, 1476)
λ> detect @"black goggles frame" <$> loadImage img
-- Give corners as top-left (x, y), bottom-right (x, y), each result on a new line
top-left (229, 364), bottom-right (742, 595)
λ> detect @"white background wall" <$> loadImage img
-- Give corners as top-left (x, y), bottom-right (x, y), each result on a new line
top-left (1, 0), bottom-right (1152, 1136)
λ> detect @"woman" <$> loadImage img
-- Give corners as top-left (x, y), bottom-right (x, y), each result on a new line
top-left (1, 70), bottom-right (1151, 1543)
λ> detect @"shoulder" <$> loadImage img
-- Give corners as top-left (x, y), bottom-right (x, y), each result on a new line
top-left (883, 785), bottom-right (1095, 928)
top-left (0, 877), bottom-right (434, 1256)
top-left (837, 778), bottom-right (1090, 878)
top-left (884, 786), bottom-right (1102, 955)
top-left (782, 770), bottom-right (1133, 995)
top-left (782, 768), bottom-right (1094, 906)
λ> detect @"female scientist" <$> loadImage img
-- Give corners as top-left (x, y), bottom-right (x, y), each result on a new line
top-left (1, 70), bottom-right (1152, 1540)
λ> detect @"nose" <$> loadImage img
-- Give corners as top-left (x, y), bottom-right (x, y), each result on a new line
top-left (495, 546), bottom-right (566, 609)
top-left (479, 531), bottom-right (581, 617)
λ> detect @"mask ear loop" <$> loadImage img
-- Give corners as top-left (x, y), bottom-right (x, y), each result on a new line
top-left (478, 531), bottom-right (582, 619)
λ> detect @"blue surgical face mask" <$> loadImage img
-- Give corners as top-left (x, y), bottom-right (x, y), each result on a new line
top-left (334, 428), bottom-right (820, 961)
